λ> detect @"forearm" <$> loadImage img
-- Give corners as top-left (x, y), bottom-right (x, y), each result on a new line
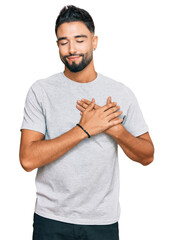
top-left (23, 126), bottom-right (87, 171)
top-left (106, 125), bottom-right (154, 165)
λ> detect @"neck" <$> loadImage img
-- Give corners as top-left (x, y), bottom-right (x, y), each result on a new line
top-left (63, 60), bottom-right (97, 83)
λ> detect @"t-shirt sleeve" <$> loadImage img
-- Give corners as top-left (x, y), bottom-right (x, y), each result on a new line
top-left (122, 87), bottom-right (149, 137)
top-left (20, 82), bottom-right (46, 135)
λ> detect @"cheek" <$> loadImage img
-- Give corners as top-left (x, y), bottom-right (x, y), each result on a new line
top-left (78, 41), bottom-right (91, 52)
top-left (58, 45), bottom-right (70, 56)
top-left (81, 44), bottom-right (93, 55)
top-left (59, 48), bottom-right (66, 57)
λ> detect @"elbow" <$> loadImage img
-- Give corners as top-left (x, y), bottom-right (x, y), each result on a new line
top-left (19, 156), bottom-right (34, 172)
top-left (141, 144), bottom-right (155, 166)
top-left (141, 154), bottom-right (154, 166)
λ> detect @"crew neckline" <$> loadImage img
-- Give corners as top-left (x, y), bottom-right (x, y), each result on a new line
top-left (60, 71), bottom-right (100, 86)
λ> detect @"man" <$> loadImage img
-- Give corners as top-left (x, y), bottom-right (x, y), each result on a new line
top-left (19, 5), bottom-right (154, 240)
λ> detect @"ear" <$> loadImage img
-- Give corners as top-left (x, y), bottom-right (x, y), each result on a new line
top-left (92, 35), bottom-right (98, 51)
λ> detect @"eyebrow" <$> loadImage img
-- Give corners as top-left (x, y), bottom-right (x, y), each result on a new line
top-left (57, 35), bottom-right (88, 42)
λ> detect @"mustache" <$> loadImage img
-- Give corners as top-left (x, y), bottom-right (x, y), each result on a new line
top-left (64, 54), bottom-right (84, 58)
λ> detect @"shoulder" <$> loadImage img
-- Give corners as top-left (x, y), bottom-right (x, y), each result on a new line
top-left (32, 72), bottom-right (61, 89)
top-left (27, 72), bottom-right (63, 97)
top-left (99, 73), bottom-right (136, 99)
top-left (25, 73), bottom-right (61, 103)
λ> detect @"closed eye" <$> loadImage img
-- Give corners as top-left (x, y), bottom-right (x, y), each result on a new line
top-left (60, 42), bottom-right (68, 46)
top-left (60, 41), bottom-right (83, 45)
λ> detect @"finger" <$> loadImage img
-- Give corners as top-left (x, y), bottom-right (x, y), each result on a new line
top-left (81, 98), bottom-right (91, 105)
top-left (100, 102), bottom-right (117, 112)
top-left (77, 100), bottom-right (88, 110)
top-left (85, 98), bottom-right (95, 112)
top-left (107, 110), bottom-right (123, 122)
top-left (81, 98), bottom-right (100, 110)
top-left (107, 96), bottom-right (111, 105)
top-left (76, 103), bottom-right (85, 112)
top-left (109, 116), bottom-right (119, 122)
top-left (106, 97), bottom-right (109, 105)
top-left (104, 105), bottom-right (121, 116)
top-left (108, 118), bottom-right (123, 127)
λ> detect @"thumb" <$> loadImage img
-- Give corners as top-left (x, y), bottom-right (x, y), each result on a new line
top-left (86, 98), bottom-right (95, 111)
top-left (107, 96), bottom-right (111, 104)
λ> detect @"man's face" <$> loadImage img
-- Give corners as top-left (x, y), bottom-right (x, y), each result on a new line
top-left (56, 21), bottom-right (97, 72)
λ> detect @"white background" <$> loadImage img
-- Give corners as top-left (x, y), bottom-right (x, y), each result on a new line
top-left (0, 0), bottom-right (173, 239)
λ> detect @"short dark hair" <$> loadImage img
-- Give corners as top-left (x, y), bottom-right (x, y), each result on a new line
top-left (55, 5), bottom-right (95, 37)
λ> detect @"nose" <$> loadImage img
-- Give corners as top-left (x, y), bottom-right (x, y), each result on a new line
top-left (68, 41), bottom-right (77, 55)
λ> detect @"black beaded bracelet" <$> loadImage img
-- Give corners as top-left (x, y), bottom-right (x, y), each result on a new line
top-left (76, 124), bottom-right (91, 138)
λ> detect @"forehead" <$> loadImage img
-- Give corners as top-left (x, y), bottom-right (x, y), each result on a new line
top-left (57, 21), bottom-right (92, 39)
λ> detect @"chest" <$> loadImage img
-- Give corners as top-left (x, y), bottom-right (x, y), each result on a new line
top-left (42, 86), bottom-right (127, 139)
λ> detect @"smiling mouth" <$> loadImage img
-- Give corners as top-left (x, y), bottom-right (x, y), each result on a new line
top-left (67, 56), bottom-right (81, 61)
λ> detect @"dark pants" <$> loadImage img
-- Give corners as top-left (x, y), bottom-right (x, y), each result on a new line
top-left (33, 213), bottom-right (119, 240)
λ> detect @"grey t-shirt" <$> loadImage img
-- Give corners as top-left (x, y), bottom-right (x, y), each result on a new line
top-left (20, 72), bottom-right (149, 225)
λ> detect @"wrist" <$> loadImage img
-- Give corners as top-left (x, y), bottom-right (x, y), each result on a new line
top-left (105, 124), bottom-right (126, 140)
top-left (74, 125), bottom-right (89, 140)
top-left (76, 123), bottom-right (91, 138)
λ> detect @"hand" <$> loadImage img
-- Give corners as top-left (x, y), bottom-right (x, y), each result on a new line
top-left (76, 96), bottom-right (123, 134)
top-left (77, 98), bottom-right (123, 136)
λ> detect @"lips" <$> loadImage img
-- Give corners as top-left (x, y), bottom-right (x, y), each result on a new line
top-left (68, 56), bottom-right (81, 61)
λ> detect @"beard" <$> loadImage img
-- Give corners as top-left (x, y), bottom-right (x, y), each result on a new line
top-left (60, 51), bottom-right (93, 73)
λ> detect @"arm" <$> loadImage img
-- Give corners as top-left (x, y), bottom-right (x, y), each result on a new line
top-left (20, 83), bottom-right (88, 172)
top-left (20, 99), bottom-right (119, 172)
top-left (19, 126), bottom-right (87, 172)
top-left (105, 125), bottom-right (154, 166)
top-left (76, 97), bottom-right (154, 166)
